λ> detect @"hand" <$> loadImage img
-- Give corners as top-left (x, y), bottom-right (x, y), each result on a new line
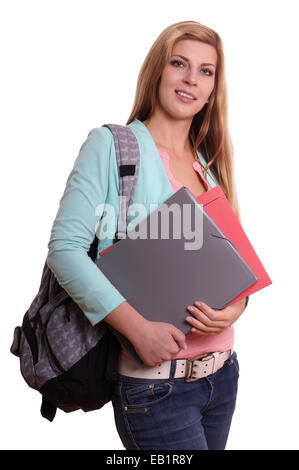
top-left (131, 320), bottom-right (187, 367)
top-left (185, 298), bottom-right (247, 336)
top-left (104, 301), bottom-right (187, 367)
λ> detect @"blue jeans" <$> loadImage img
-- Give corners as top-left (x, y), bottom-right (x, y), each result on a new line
top-left (111, 351), bottom-right (239, 450)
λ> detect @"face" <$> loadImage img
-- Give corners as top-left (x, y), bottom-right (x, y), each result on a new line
top-left (157, 39), bottom-right (217, 120)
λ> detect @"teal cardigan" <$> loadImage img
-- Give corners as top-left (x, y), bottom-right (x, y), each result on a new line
top-left (47, 118), bottom-right (218, 326)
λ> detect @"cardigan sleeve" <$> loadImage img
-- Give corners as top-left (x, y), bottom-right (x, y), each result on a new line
top-left (46, 127), bottom-right (126, 326)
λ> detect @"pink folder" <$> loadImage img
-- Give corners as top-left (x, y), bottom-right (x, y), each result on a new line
top-left (197, 185), bottom-right (272, 305)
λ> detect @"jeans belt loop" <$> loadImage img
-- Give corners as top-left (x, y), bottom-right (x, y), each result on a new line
top-left (209, 352), bottom-right (217, 374)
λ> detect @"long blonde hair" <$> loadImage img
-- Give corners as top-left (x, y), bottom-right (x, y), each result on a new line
top-left (126, 20), bottom-right (242, 222)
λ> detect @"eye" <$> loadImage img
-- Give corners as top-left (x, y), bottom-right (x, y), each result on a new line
top-left (202, 68), bottom-right (214, 77)
top-left (170, 59), bottom-right (185, 68)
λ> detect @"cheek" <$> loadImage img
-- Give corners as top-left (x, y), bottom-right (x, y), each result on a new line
top-left (203, 77), bottom-right (215, 97)
top-left (158, 76), bottom-right (175, 103)
top-left (160, 65), bottom-right (179, 89)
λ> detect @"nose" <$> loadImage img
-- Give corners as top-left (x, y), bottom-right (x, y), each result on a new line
top-left (183, 68), bottom-right (198, 86)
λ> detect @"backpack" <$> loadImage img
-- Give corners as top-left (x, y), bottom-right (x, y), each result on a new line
top-left (10, 124), bottom-right (140, 422)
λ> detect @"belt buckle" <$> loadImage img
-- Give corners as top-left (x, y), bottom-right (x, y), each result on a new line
top-left (185, 352), bottom-right (210, 383)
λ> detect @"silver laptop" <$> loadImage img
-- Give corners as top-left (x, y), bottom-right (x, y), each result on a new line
top-left (96, 186), bottom-right (257, 339)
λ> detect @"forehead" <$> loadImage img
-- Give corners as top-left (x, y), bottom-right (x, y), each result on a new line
top-left (171, 39), bottom-right (217, 66)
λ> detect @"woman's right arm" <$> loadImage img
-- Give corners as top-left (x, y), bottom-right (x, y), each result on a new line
top-left (104, 301), bottom-right (187, 367)
top-left (47, 127), bottom-right (186, 366)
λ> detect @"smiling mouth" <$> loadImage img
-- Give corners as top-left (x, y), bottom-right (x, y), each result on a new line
top-left (175, 90), bottom-right (196, 101)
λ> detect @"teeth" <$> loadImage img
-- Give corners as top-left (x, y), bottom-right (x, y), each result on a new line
top-left (176, 91), bottom-right (194, 100)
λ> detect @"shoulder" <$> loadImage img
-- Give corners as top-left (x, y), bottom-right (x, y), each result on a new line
top-left (73, 126), bottom-right (115, 173)
top-left (77, 126), bottom-right (114, 160)
top-left (82, 126), bottom-right (114, 150)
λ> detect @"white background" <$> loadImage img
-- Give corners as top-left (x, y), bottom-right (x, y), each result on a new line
top-left (1, 0), bottom-right (298, 450)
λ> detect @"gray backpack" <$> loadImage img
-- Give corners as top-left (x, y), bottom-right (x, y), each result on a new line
top-left (10, 124), bottom-right (140, 421)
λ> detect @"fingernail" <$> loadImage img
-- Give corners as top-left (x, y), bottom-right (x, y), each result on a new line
top-left (195, 301), bottom-right (201, 307)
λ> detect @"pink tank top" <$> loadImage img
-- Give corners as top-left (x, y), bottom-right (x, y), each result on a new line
top-left (121, 148), bottom-right (234, 361)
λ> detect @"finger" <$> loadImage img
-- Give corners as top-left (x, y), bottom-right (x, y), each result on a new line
top-left (192, 325), bottom-right (224, 335)
top-left (186, 316), bottom-right (226, 335)
top-left (169, 326), bottom-right (187, 350)
top-left (188, 321), bottom-right (225, 335)
top-left (193, 301), bottom-right (230, 323)
top-left (191, 324), bottom-right (225, 335)
top-left (193, 301), bottom-right (217, 320)
top-left (187, 306), bottom-right (228, 328)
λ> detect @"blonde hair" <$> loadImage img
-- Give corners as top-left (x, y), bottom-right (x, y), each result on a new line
top-left (126, 20), bottom-right (242, 222)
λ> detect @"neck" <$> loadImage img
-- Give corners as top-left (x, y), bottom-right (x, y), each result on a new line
top-left (143, 112), bottom-right (193, 159)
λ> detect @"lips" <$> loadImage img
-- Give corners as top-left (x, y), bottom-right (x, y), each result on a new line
top-left (175, 89), bottom-right (196, 100)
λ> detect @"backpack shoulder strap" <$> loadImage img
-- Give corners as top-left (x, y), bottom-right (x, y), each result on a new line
top-left (102, 124), bottom-right (140, 244)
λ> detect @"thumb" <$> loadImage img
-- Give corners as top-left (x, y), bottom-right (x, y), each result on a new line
top-left (169, 325), bottom-right (187, 350)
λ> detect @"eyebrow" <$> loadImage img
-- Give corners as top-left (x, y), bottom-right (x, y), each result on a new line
top-left (171, 54), bottom-right (216, 68)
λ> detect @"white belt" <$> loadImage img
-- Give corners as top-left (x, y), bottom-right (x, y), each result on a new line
top-left (118, 349), bottom-right (233, 382)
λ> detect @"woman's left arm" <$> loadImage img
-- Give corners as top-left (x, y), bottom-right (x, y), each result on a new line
top-left (185, 298), bottom-right (247, 335)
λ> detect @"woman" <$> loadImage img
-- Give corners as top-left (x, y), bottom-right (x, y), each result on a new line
top-left (47, 20), bottom-right (248, 450)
